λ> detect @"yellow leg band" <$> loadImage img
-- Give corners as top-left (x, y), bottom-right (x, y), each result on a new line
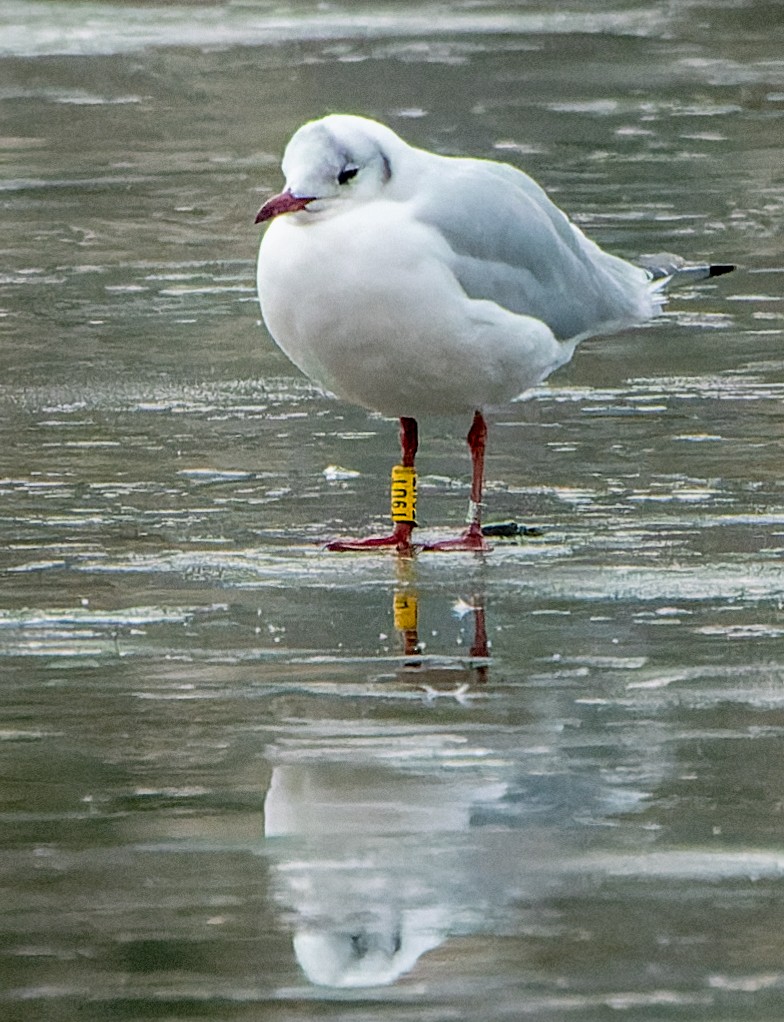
top-left (390, 464), bottom-right (417, 524)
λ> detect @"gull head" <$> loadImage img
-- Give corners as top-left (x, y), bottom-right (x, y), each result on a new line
top-left (254, 114), bottom-right (401, 224)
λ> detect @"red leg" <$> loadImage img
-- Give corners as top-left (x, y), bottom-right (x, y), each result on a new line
top-left (327, 417), bottom-right (418, 555)
top-left (399, 416), bottom-right (418, 469)
top-left (422, 410), bottom-right (491, 553)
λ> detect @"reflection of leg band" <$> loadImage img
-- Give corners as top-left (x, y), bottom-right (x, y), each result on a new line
top-left (393, 590), bottom-right (418, 632)
top-left (390, 464), bottom-right (417, 524)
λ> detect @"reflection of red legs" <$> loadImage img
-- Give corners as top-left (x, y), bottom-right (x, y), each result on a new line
top-left (469, 599), bottom-right (490, 683)
top-left (423, 410), bottom-right (491, 553)
top-left (470, 602), bottom-right (489, 659)
top-left (399, 593), bottom-right (490, 686)
top-left (327, 417), bottom-right (418, 555)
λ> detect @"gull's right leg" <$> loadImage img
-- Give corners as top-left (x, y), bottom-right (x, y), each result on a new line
top-left (326, 417), bottom-right (418, 556)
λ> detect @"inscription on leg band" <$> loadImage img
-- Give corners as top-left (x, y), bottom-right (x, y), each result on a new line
top-left (390, 464), bottom-right (417, 524)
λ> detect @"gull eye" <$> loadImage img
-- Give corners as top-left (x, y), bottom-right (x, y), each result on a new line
top-left (337, 165), bottom-right (359, 186)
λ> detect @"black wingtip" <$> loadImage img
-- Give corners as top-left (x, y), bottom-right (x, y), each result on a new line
top-left (708, 263), bottom-right (735, 277)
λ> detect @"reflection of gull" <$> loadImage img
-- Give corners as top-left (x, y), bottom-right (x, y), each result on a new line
top-left (264, 755), bottom-right (507, 987)
top-left (261, 579), bottom-right (672, 992)
top-left (263, 718), bottom-right (674, 990)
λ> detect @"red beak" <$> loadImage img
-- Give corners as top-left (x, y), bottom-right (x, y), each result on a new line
top-left (254, 189), bottom-right (315, 224)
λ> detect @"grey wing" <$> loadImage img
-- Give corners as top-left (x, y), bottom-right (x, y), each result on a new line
top-left (415, 157), bottom-right (654, 341)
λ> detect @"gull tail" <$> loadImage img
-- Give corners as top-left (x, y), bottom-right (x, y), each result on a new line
top-left (637, 252), bottom-right (735, 289)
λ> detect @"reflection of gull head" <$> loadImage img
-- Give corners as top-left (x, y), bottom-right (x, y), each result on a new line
top-left (293, 909), bottom-right (446, 987)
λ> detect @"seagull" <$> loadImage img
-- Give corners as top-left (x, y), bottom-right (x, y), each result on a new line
top-left (254, 114), bottom-right (733, 554)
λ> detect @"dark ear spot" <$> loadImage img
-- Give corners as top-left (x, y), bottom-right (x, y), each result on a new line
top-left (381, 152), bottom-right (392, 182)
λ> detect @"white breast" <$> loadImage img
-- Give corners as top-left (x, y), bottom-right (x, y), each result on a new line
top-left (257, 201), bottom-right (565, 418)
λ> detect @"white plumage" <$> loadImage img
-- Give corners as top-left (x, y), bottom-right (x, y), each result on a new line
top-left (256, 114), bottom-right (659, 418)
top-left (254, 114), bottom-right (732, 551)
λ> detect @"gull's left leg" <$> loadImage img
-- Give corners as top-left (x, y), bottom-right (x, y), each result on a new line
top-left (423, 410), bottom-right (491, 553)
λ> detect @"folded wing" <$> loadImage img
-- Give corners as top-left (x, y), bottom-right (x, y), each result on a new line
top-left (413, 156), bottom-right (657, 342)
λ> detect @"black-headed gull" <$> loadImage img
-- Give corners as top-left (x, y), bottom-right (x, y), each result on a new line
top-left (255, 114), bottom-right (733, 554)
